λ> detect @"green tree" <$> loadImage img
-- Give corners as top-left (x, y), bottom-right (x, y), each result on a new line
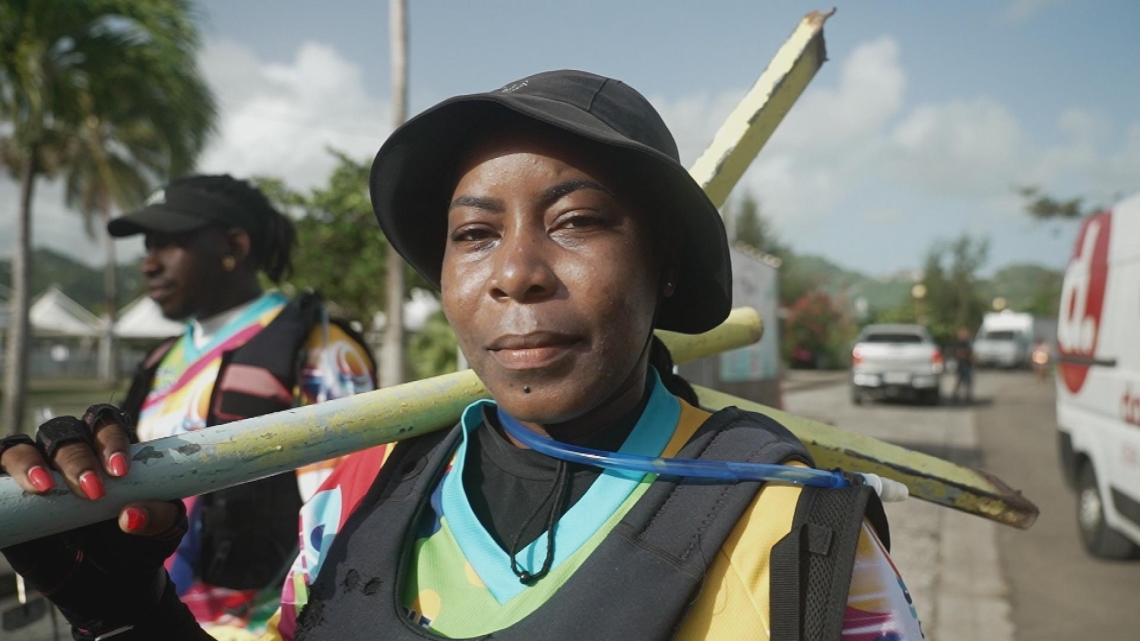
top-left (732, 192), bottom-right (785, 256)
top-left (258, 151), bottom-right (432, 327)
top-left (1016, 185), bottom-right (1093, 222)
top-left (0, 0), bottom-right (215, 433)
top-left (920, 234), bottom-right (990, 346)
top-left (261, 150), bottom-right (455, 381)
top-left (725, 191), bottom-right (811, 306)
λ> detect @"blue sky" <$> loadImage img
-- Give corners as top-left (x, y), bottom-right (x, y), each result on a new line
top-left (4, 0), bottom-right (1139, 278)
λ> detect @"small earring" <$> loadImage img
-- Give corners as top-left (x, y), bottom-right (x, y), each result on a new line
top-left (222, 256), bottom-right (236, 272)
top-left (663, 281), bottom-right (675, 297)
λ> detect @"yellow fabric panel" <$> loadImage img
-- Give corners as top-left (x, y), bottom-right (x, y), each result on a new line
top-left (676, 463), bottom-right (807, 639)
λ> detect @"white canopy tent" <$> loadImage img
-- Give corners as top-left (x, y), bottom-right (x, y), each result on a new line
top-left (29, 287), bottom-right (104, 338)
top-left (114, 295), bottom-right (184, 340)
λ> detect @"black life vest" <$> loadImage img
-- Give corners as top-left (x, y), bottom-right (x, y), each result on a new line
top-left (122, 292), bottom-right (376, 591)
top-left (292, 406), bottom-right (889, 641)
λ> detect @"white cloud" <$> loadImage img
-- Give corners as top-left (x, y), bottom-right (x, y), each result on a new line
top-left (0, 38), bottom-right (393, 268)
top-left (197, 38), bottom-right (392, 190)
top-left (1004, 0), bottom-right (1066, 22)
top-left (650, 34), bottom-right (1140, 256)
top-left (882, 97), bottom-right (1023, 197)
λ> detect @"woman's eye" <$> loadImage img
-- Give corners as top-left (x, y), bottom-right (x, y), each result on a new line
top-left (555, 211), bottom-right (606, 230)
top-left (451, 225), bottom-right (496, 243)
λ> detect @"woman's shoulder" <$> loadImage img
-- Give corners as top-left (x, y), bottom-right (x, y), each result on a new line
top-left (684, 401), bottom-right (812, 466)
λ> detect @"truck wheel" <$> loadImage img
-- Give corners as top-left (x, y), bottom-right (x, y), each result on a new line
top-left (921, 389), bottom-right (940, 406)
top-left (1077, 463), bottom-right (1140, 559)
top-left (851, 387), bottom-right (864, 405)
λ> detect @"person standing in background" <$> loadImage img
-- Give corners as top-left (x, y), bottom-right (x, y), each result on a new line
top-left (113, 175), bottom-right (376, 636)
top-left (952, 327), bottom-right (974, 404)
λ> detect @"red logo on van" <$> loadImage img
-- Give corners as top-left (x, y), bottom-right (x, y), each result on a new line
top-left (1057, 211), bottom-right (1112, 394)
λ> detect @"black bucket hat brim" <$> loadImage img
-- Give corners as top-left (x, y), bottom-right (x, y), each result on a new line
top-left (370, 80), bottom-right (731, 334)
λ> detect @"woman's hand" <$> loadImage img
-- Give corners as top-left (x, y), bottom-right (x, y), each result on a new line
top-left (0, 405), bottom-right (201, 639)
top-left (1, 404), bottom-right (135, 500)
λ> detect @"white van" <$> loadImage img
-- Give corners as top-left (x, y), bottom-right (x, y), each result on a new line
top-left (1056, 192), bottom-right (1140, 559)
top-left (974, 311), bottom-right (1035, 368)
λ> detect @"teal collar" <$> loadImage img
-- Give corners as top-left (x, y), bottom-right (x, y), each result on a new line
top-left (441, 368), bottom-right (680, 603)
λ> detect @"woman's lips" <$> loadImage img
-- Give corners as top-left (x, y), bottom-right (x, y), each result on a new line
top-left (487, 333), bottom-right (581, 370)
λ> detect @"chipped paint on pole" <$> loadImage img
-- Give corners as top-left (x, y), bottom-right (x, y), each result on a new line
top-left (688, 9), bottom-right (834, 209)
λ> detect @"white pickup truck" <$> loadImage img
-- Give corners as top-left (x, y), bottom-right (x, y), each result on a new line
top-left (850, 324), bottom-right (944, 405)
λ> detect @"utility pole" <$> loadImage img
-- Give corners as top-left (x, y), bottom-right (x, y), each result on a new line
top-left (381, 0), bottom-right (408, 387)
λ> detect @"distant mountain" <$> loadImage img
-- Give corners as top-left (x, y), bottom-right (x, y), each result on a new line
top-left (789, 253), bottom-right (1062, 317)
top-left (984, 264), bottom-right (1064, 317)
top-left (0, 249), bottom-right (144, 313)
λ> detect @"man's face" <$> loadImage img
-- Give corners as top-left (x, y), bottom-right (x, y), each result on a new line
top-left (141, 228), bottom-right (229, 320)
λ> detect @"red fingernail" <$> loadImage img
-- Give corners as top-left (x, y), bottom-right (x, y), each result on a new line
top-left (79, 472), bottom-right (105, 500)
top-left (27, 466), bottom-right (54, 492)
top-left (124, 507), bottom-right (148, 532)
top-left (108, 452), bottom-right (128, 477)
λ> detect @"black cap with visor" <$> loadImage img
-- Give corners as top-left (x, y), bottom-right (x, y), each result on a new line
top-left (106, 177), bottom-right (265, 239)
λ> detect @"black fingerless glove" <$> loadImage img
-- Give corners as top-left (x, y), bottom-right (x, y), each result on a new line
top-left (1, 500), bottom-right (209, 640)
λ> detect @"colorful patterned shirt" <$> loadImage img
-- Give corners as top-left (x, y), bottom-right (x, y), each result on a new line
top-left (134, 291), bottom-right (375, 637)
top-left (262, 375), bottom-right (922, 639)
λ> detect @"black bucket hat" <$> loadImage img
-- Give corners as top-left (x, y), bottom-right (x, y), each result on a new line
top-left (370, 70), bottom-right (731, 334)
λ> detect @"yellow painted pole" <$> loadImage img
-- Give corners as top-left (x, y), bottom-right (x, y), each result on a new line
top-left (695, 386), bottom-right (1039, 529)
top-left (688, 9), bottom-right (834, 208)
top-left (0, 309), bottom-right (764, 547)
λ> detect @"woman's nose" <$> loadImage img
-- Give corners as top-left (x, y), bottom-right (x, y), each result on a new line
top-left (488, 228), bottom-right (557, 303)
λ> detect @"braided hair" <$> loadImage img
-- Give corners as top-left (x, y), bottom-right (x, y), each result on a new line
top-left (170, 174), bottom-right (296, 283)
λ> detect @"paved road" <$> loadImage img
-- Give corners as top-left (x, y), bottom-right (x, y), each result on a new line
top-left (785, 369), bottom-right (1140, 641)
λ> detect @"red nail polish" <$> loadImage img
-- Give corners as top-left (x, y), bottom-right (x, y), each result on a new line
top-left (108, 452), bottom-right (128, 477)
top-left (27, 466), bottom-right (54, 492)
top-left (124, 507), bottom-right (148, 532)
top-left (78, 472), bottom-right (105, 500)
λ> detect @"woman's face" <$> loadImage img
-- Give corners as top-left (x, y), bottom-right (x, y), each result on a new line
top-left (442, 131), bottom-right (662, 425)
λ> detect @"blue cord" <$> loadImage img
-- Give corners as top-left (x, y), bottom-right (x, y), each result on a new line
top-left (496, 408), bottom-right (850, 489)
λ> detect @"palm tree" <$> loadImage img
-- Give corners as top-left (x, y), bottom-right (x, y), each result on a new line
top-left (0, 0), bottom-right (216, 434)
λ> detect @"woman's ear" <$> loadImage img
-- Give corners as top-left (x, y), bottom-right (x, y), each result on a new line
top-left (661, 264), bottom-right (679, 298)
top-left (224, 228), bottom-right (253, 270)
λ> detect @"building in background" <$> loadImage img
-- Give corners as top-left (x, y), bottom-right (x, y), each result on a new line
top-left (679, 244), bottom-right (782, 407)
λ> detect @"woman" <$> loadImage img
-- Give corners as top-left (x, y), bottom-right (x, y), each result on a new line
top-left (0, 71), bottom-right (921, 640)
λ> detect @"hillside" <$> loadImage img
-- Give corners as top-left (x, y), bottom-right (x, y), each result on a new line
top-left (0, 249), bottom-right (144, 312)
top-left (790, 253), bottom-right (1062, 317)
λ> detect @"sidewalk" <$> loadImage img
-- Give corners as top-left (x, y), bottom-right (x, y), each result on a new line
top-left (781, 368), bottom-right (848, 392)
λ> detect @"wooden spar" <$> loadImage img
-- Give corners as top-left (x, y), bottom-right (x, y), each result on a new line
top-left (696, 387), bottom-right (1039, 529)
top-left (688, 9), bottom-right (834, 208)
top-left (0, 309), bottom-right (763, 548)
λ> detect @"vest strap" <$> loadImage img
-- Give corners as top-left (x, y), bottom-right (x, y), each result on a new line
top-left (769, 484), bottom-right (887, 641)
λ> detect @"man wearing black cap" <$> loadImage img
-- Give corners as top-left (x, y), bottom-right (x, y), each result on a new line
top-left (109, 174), bottom-right (377, 634)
